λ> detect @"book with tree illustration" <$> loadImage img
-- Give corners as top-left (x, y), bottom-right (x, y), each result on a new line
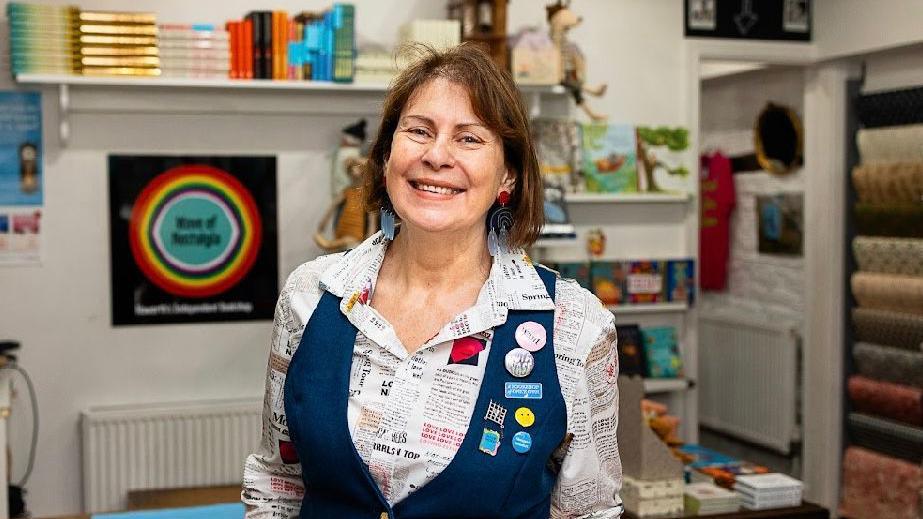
top-left (636, 126), bottom-right (691, 194)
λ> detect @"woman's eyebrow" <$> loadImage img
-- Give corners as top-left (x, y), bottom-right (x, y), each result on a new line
top-left (401, 115), bottom-right (487, 131)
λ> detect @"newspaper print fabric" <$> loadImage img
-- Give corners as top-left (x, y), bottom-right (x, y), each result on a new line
top-left (853, 236), bottom-right (923, 277)
top-left (243, 231), bottom-right (623, 518)
top-left (851, 162), bottom-right (923, 204)
top-left (852, 307), bottom-right (923, 351)
top-left (851, 272), bottom-right (923, 315)
top-left (857, 124), bottom-right (923, 163)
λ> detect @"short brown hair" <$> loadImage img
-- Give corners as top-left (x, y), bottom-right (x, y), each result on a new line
top-left (363, 43), bottom-right (544, 249)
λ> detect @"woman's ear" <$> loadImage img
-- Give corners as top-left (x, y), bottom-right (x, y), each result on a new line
top-left (500, 168), bottom-right (517, 195)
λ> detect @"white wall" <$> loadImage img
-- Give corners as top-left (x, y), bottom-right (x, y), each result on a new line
top-left (814, 0), bottom-right (923, 60)
top-left (861, 42), bottom-right (923, 93)
top-left (0, 1), bottom-right (688, 515)
top-left (699, 67), bottom-right (805, 317)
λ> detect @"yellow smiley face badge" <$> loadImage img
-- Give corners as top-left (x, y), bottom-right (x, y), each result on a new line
top-left (515, 407), bottom-right (535, 428)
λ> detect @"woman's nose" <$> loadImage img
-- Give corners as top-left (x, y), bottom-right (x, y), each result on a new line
top-left (421, 136), bottom-right (456, 170)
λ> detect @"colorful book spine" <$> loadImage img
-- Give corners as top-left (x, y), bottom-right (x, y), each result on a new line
top-left (332, 4), bottom-right (355, 83)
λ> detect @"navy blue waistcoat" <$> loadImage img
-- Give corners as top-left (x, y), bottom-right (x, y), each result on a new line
top-left (284, 266), bottom-right (565, 519)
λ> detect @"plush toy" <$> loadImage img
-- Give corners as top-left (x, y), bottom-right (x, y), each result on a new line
top-left (546, 0), bottom-right (607, 121)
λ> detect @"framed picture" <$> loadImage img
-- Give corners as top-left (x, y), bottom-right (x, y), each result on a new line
top-left (109, 155), bottom-right (278, 325)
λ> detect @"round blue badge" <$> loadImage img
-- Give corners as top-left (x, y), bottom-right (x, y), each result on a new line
top-left (512, 431), bottom-right (532, 454)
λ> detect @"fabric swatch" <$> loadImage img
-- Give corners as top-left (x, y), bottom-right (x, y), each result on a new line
top-left (847, 375), bottom-right (922, 426)
top-left (848, 412), bottom-right (923, 464)
top-left (852, 308), bottom-right (923, 351)
top-left (853, 342), bottom-right (923, 388)
top-left (856, 86), bottom-right (923, 128)
top-left (851, 272), bottom-right (923, 315)
top-left (854, 203), bottom-right (923, 238)
top-left (839, 446), bottom-right (922, 519)
top-left (851, 162), bottom-right (923, 203)
top-left (857, 124), bottom-right (923, 163)
top-left (853, 236), bottom-right (923, 276)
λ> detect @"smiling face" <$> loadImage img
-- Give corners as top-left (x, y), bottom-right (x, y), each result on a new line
top-left (384, 77), bottom-right (514, 239)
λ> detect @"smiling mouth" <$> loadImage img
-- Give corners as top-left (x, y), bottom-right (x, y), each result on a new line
top-left (409, 180), bottom-right (465, 196)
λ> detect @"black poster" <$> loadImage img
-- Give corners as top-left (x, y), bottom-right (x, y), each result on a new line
top-left (685, 0), bottom-right (811, 41)
top-left (109, 155), bottom-right (278, 325)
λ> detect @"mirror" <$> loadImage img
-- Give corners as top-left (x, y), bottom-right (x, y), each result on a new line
top-left (754, 102), bottom-right (804, 176)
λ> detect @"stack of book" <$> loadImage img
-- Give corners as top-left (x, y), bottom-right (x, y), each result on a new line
top-left (399, 19), bottom-right (461, 52)
top-left (159, 24), bottom-right (229, 79)
top-left (683, 482), bottom-right (741, 515)
top-left (734, 473), bottom-right (803, 510)
top-left (354, 48), bottom-right (397, 84)
top-left (7, 2), bottom-right (78, 75)
top-left (77, 10), bottom-right (160, 77)
top-left (621, 476), bottom-right (684, 518)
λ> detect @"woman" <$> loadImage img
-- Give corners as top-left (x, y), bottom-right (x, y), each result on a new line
top-left (243, 44), bottom-right (623, 519)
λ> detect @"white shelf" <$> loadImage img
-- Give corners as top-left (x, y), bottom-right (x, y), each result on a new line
top-left (14, 73), bottom-right (392, 91)
top-left (607, 302), bottom-right (689, 314)
top-left (14, 73), bottom-right (567, 146)
top-left (564, 192), bottom-right (691, 204)
top-left (532, 237), bottom-right (579, 248)
top-left (643, 378), bottom-right (691, 393)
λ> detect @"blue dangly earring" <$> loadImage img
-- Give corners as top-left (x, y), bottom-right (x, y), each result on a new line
top-left (380, 198), bottom-right (396, 240)
top-left (486, 190), bottom-right (513, 257)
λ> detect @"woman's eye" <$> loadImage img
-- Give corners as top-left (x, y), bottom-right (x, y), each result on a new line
top-left (460, 135), bottom-right (482, 144)
top-left (410, 128), bottom-right (430, 136)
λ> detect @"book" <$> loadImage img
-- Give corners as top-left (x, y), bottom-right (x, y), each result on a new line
top-left (554, 262), bottom-right (590, 290)
top-left (684, 482), bottom-right (741, 515)
top-left (641, 326), bottom-right (682, 378)
top-left (665, 259), bottom-right (695, 304)
top-left (541, 185), bottom-right (576, 239)
top-left (627, 260), bottom-right (665, 304)
top-left (580, 123), bottom-right (638, 193)
top-left (331, 4), bottom-right (355, 83)
top-left (636, 126), bottom-right (692, 194)
top-left (590, 261), bottom-right (629, 306)
top-left (615, 324), bottom-right (647, 377)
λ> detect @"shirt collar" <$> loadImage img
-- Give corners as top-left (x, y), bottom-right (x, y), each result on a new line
top-left (318, 231), bottom-right (555, 314)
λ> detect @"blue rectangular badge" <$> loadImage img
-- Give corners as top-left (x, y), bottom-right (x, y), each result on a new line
top-left (505, 382), bottom-right (543, 399)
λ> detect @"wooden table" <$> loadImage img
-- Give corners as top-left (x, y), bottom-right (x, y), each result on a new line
top-left (625, 502), bottom-right (829, 519)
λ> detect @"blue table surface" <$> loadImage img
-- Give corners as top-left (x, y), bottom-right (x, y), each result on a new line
top-left (92, 503), bottom-right (244, 519)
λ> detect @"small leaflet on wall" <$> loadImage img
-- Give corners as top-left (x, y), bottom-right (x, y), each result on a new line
top-left (0, 91), bottom-right (43, 265)
top-left (109, 155), bottom-right (278, 325)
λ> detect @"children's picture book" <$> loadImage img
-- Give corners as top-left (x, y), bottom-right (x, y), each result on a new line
top-left (590, 261), bottom-right (629, 305)
top-left (627, 260), bottom-right (665, 304)
top-left (665, 259), bottom-right (695, 304)
top-left (541, 185), bottom-right (576, 238)
top-left (642, 326), bottom-right (682, 378)
top-left (636, 126), bottom-right (691, 194)
top-left (580, 123), bottom-right (638, 193)
top-left (616, 324), bottom-right (647, 377)
top-left (533, 117), bottom-right (579, 189)
top-left (555, 262), bottom-right (590, 290)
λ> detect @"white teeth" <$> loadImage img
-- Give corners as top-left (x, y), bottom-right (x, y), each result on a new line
top-left (414, 182), bottom-right (461, 195)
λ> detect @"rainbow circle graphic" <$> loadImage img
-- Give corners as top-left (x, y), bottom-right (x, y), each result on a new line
top-left (129, 164), bottom-right (262, 298)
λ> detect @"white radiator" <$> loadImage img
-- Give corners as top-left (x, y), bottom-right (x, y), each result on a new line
top-left (698, 307), bottom-right (801, 454)
top-left (81, 398), bottom-right (262, 513)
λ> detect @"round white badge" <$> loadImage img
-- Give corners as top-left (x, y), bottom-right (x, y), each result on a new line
top-left (505, 347), bottom-right (535, 378)
top-left (515, 321), bottom-right (547, 352)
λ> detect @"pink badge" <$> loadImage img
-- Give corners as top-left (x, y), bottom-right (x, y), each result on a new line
top-left (515, 321), bottom-right (546, 352)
